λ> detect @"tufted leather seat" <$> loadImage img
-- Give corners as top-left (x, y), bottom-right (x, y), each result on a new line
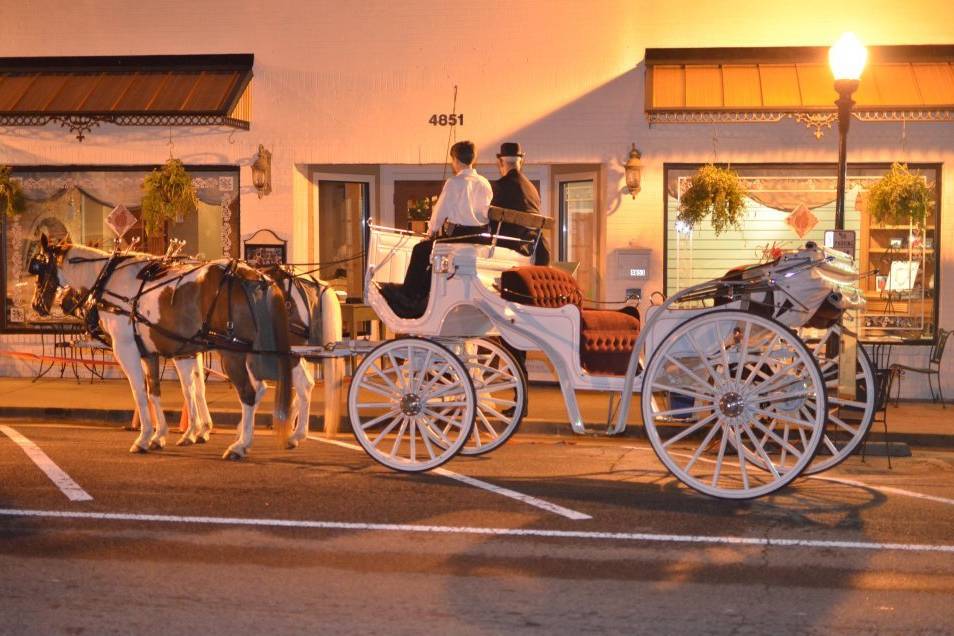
top-left (500, 265), bottom-right (640, 376)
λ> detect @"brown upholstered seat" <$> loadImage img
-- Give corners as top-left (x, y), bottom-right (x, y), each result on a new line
top-left (500, 265), bottom-right (640, 376)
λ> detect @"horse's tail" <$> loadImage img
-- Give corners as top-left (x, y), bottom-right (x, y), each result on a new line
top-left (249, 278), bottom-right (293, 446)
top-left (269, 283), bottom-right (293, 447)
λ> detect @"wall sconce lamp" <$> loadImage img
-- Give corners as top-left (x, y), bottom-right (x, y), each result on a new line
top-left (251, 144), bottom-right (272, 198)
top-left (624, 143), bottom-right (642, 198)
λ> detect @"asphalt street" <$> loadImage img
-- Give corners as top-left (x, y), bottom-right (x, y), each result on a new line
top-left (2, 418), bottom-right (954, 635)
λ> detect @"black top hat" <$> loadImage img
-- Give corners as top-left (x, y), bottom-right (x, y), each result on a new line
top-left (496, 142), bottom-right (525, 158)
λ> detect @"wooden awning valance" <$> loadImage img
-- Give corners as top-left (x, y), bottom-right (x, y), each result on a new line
top-left (645, 45), bottom-right (954, 137)
top-left (0, 54), bottom-right (253, 140)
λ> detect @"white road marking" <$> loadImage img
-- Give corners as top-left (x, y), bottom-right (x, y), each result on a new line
top-left (308, 435), bottom-right (591, 520)
top-left (623, 444), bottom-right (954, 507)
top-left (1, 507), bottom-right (952, 554)
top-left (0, 426), bottom-right (92, 502)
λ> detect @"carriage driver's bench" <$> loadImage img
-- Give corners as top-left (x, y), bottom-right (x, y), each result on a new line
top-left (500, 265), bottom-right (640, 375)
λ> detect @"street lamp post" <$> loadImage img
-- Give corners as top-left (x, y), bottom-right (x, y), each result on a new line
top-left (829, 33), bottom-right (868, 229)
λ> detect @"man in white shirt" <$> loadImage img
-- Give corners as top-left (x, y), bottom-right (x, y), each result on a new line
top-left (401, 141), bottom-right (492, 300)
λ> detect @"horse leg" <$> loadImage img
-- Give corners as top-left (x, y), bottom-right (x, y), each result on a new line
top-left (287, 359), bottom-right (315, 448)
top-left (142, 355), bottom-right (168, 450)
top-left (193, 353), bottom-right (215, 442)
top-left (220, 352), bottom-right (264, 460)
top-left (111, 339), bottom-right (156, 454)
top-left (173, 356), bottom-right (201, 446)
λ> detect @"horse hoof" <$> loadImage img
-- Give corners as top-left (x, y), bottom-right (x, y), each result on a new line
top-left (176, 437), bottom-right (193, 447)
top-left (223, 450), bottom-right (244, 461)
top-left (129, 444), bottom-right (149, 454)
top-left (286, 439), bottom-right (300, 450)
top-left (149, 440), bottom-right (165, 451)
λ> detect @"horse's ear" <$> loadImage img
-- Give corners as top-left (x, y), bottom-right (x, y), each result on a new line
top-left (40, 233), bottom-right (49, 250)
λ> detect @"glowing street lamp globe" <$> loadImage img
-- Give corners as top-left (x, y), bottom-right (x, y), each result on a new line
top-left (829, 32), bottom-right (868, 81)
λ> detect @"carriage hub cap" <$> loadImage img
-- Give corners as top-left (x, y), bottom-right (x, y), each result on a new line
top-left (719, 392), bottom-right (746, 418)
top-left (400, 393), bottom-right (423, 415)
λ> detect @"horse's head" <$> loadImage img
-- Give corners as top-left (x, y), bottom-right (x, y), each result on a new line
top-left (29, 233), bottom-right (72, 316)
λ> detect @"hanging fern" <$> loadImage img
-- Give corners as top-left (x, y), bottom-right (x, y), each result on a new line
top-left (676, 164), bottom-right (748, 235)
top-left (866, 162), bottom-right (934, 227)
top-left (140, 158), bottom-right (198, 237)
top-left (0, 165), bottom-right (26, 217)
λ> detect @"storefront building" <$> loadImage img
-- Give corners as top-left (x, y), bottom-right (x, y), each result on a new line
top-left (1, 1), bottom-right (952, 398)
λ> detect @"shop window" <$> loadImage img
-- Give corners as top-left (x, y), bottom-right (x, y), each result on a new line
top-left (664, 163), bottom-right (940, 342)
top-left (2, 165), bottom-right (239, 330)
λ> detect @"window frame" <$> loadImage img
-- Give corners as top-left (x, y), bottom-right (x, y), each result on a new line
top-left (0, 163), bottom-right (240, 333)
top-left (662, 161), bottom-right (942, 345)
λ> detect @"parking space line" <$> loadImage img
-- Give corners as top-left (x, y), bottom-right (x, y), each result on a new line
top-left (1, 507), bottom-right (952, 554)
top-left (623, 444), bottom-right (954, 508)
top-left (0, 425), bottom-right (92, 502)
top-left (308, 435), bottom-right (591, 520)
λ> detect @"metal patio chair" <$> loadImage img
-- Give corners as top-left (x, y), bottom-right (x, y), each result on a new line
top-left (890, 328), bottom-right (950, 408)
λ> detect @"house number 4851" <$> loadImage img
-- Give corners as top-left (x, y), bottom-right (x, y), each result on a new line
top-left (429, 114), bottom-right (463, 126)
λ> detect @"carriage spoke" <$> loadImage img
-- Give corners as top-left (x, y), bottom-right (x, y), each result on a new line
top-left (661, 412), bottom-right (719, 448)
top-left (358, 381), bottom-right (401, 400)
top-left (369, 364), bottom-right (403, 396)
top-left (369, 414), bottom-right (405, 448)
top-left (423, 408), bottom-right (465, 430)
top-left (649, 382), bottom-right (716, 404)
top-left (388, 417), bottom-right (409, 458)
top-left (748, 416), bottom-right (806, 458)
top-left (711, 428), bottom-right (730, 487)
top-left (735, 427), bottom-right (750, 491)
top-left (687, 332), bottom-right (725, 383)
top-left (734, 322), bottom-right (752, 382)
top-left (742, 334), bottom-right (780, 387)
top-left (654, 404), bottom-right (716, 419)
top-left (410, 350), bottom-right (433, 392)
top-left (743, 424), bottom-right (781, 479)
top-left (680, 417), bottom-right (723, 472)
top-left (360, 408), bottom-right (401, 431)
top-left (663, 354), bottom-right (717, 394)
top-left (480, 395), bottom-right (516, 407)
top-left (477, 380), bottom-right (519, 394)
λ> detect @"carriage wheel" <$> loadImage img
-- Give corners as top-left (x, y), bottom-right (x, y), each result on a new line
top-left (641, 310), bottom-right (826, 499)
top-left (348, 337), bottom-right (476, 472)
top-left (801, 325), bottom-right (876, 475)
top-left (450, 338), bottom-right (527, 456)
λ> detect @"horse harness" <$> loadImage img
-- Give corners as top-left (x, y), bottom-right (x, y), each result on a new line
top-left (66, 251), bottom-right (269, 357)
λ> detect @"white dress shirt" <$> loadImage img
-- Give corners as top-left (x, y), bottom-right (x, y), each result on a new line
top-left (427, 168), bottom-right (493, 234)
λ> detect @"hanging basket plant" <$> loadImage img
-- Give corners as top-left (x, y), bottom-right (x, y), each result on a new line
top-left (0, 165), bottom-right (26, 217)
top-left (865, 162), bottom-right (934, 227)
top-left (407, 196), bottom-right (435, 221)
top-left (676, 164), bottom-right (748, 235)
top-left (140, 158), bottom-right (198, 236)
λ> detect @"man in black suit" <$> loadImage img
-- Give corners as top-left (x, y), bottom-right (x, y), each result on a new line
top-left (490, 142), bottom-right (551, 265)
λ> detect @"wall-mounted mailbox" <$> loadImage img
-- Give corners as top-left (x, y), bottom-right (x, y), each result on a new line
top-left (615, 248), bottom-right (651, 280)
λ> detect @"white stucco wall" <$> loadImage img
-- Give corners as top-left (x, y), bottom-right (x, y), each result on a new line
top-left (2, 0), bottom-right (953, 395)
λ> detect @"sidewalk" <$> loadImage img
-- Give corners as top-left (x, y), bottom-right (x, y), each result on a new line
top-left (0, 376), bottom-right (951, 447)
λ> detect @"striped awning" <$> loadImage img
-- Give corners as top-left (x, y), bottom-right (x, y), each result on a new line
top-left (645, 45), bottom-right (954, 136)
top-left (0, 54), bottom-right (253, 140)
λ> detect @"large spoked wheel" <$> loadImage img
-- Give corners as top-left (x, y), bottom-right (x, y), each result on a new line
top-left (348, 337), bottom-right (476, 472)
top-left (641, 310), bottom-right (827, 499)
top-left (801, 325), bottom-right (876, 475)
top-left (449, 337), bottom-right (527, 456)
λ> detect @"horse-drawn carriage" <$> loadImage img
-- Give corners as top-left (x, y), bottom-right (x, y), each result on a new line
top-left (345, 207), bottom-right (873, 499)
top-left (28, 206), bottom-right (874, 500)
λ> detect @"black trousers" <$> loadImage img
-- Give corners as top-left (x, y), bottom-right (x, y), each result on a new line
top-left (402, 224), bottom-right (489, 299)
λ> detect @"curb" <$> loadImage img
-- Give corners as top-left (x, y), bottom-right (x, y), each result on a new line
top-left (4, 406), bottom-right (952, 449)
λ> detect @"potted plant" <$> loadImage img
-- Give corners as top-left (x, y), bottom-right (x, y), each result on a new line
top-left (0, 165), bottom-right (26, 217)
top-left (865, 162), bottom-right (934, 227)
top-left (676, 164), bottom-right (748, 235)
top-left (140, 158), bottom-right (198, 237)
top-left (407, 196), bottom-right (434, 234)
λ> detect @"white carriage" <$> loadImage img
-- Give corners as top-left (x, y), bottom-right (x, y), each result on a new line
top-left (345, 207), bottom-right (873, 499)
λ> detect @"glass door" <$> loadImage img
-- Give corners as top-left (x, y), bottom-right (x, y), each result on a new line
top-left (557, 174), bottom-right (598, 297)
top-left (316, 178), bottom-right (370, 300)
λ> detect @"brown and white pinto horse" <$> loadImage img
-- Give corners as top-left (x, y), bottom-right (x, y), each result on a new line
top-left (30, 235), bottom-right (292, 459)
